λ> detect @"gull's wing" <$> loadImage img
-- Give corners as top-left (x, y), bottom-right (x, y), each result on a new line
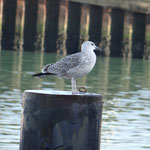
top-left (42, 52), bottom-right (86, 75)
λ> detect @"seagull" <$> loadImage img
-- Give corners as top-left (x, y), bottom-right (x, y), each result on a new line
top-left (32, 41), bottom-right (101, 94)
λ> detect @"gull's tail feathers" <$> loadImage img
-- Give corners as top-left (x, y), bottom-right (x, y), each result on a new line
top-left (32, 72), bottom-right (56, 78)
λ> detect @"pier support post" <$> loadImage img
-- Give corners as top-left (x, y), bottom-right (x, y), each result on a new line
top-left (23, 0), bottom-right (38, 51)
top-left (1, 0), bottom-right (17, 50)
top-left (66, 2), bottom-right (81, 54)
top-left (110, 8), bottom-right (125, 56)
top-left (44, 0), bottom-right (60, 52)
top-left (89, 5), bottom-right (103, 46)
top-left (132, 12), bottom-right (146, 58)
top-left (20, 90), bottom-right (103, 150)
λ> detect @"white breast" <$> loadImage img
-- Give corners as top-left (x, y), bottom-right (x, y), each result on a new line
top-left (67, 51), bottom-right (96, 78)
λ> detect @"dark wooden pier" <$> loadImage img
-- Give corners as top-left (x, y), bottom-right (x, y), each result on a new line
top-left (23, 0), bottom-right (38, 51)
top-left (132, 12), bottom-right (146, 58)
top-left (0, 0), bottom-right (150, 58)
top-left (89, 5), bottom-right (103, 47)
top-left (66, 1), bottom-right (81, 54)
top-left (110, 8), bottom-right (125, 57)
top-left (19, 90), bottom-right (103, 150)
top-left (44, 0), bottom-right (60, 52)
top-left (1, 0), bottom-right (17, 50)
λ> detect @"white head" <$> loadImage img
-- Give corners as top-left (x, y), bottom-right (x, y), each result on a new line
top-left (81, 41), bottom-right (101, 52)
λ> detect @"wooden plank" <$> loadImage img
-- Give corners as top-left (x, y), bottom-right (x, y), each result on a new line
top-left (69, 0), bottom-right (150, 13)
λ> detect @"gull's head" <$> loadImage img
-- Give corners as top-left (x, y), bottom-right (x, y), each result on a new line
top-left (81, 41), bottom-right (101, 52)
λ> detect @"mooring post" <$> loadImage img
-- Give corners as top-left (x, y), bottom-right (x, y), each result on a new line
top-left (110, 8), bottom-right (125, 57)
top-left (132, 12), bottom-right (146, 58)
top-left (23, 0), bottom-right (38, 51)
top-left (66, 2), bottom-right (81, 54)
top-left (1, 0), bottom-right (17, 50)
top-left (19, 90), bottom-right (103, 150)
top-left (44, 0), bottom-right (60, 52)
top-left (89, 5), bottom-right (103, 46)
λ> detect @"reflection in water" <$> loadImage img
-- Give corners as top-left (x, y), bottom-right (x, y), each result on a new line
top-left (0, 51), bottom-right (150, 150)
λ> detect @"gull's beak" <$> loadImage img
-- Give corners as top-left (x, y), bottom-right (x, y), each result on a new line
top-left (94, 46), bottom-right (102, 51)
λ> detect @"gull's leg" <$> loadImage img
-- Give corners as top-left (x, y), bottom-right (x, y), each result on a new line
top-left (71, 78), bottom-right (77, 94)
top-left (74, 78), bottom-right (77, 92)
top-left (71, 78), bottom-right (74, 93)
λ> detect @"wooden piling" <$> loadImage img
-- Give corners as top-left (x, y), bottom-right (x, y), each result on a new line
top-left (132, 12), bottom-right (146, 58)
top-left (1, 0), bottom-right (17, 50)
top-left (19, 90), bottom-right (103, 150)
top-left (44, 0), bottom-right (60, 52)
top-left (15, 0), bottom-right (25, 50)
top-left (66, 2), bottom-right (81, 54)
top-left (110, 8), bottom-right (125, 56)
top-left (23, 0), bottom-right (38, 51)
top-left (89, 5), bottom-right (103, 46)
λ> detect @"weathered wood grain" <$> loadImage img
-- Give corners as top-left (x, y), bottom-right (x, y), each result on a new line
top-left (20, 90), bottom-right (103, 150)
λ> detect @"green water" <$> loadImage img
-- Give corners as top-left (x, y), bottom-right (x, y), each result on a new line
top-left (0, 50), bottom-right (150, 150)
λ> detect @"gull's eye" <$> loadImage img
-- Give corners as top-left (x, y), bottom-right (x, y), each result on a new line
top-left (91, 43), bottom-right (94, 46)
